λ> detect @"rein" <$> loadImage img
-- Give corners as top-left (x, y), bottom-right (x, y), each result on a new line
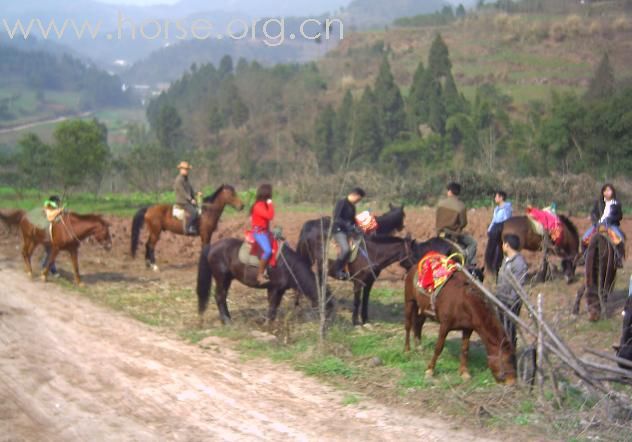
top-left (59, 214), bottom-right (81, 244)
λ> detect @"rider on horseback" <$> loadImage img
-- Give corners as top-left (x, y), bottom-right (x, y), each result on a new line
top-left (436, 182), bottom-right (477, 266)
top-left (174, 161), bottom-right (200, 235)
top-left (332, 187), bottom-right (365, 280)
top-left (581, 183), bottom-right (625, 268)
top-left (251, 184), bottom-right (275, 284)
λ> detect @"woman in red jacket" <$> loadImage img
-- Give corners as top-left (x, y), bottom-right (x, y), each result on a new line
top-left (251, 184), bottom-right (275, 283)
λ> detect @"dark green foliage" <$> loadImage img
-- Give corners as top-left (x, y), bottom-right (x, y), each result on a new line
top-left (312, 105), bottom-right (337, 173)
top-left (52, 119), bottom-right (110, 190)
top-left (393, 5), bottom-right (458, 27)
top-left (407, 62), bottom-right (432, 132)
top-left (585, 53), bottom-right (615, 102)
top-left (352, 87), bottom-right (384, 164)
top-left (334, 90), bottom-right (354, 152)
top-left (218, 55), bottom-right (234, 79)
top-left (152, 104), bottom-right (182, 150)
top-left (15, 134), bottom-right (54, 190)
top-left (374, 56), bottom-right (406, 142)
top-left (456, 4), bottom-right (467, 18)
top-left (428, 34), bottom-right (452, 79)
top-left (208, 104), bottom-right (225, 135)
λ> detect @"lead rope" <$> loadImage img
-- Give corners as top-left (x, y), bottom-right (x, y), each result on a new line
top-left (278, 243), bottom-right (307, 299)
top-left (60, 214), bottom-right (81, 244)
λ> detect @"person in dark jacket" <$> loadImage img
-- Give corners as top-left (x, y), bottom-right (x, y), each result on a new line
top-left (174, 161), bottom-right (200, 235)
top-left (332, 188), bottom-right (365, 280)
top-left (495, 234), bottom-right (528, 351)
top-left (435, 182), bottom-right (477, 265)
top-left (581, 183), bottom-right (625, 267)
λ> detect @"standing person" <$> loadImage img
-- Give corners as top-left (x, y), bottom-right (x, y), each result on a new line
top-left (485, 190), bottom-right (513, 275)
top-left (251, 184), bottom-right (275, 284)
top-left (174, 161), bottom-right (201, 235)
top-left (495, 234), bottom-right (528, 350)
top-left (581, 183), bottom-right (625, 268)
top-left (42, 195), bottom-right (63, 277)
top-left (332, 188), bottom-right (365, 280)
top-left (435, 182), bottom-right (478, 266)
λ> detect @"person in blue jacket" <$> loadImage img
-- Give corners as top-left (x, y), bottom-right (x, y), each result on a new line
top-left (485, 190), bottom-right (513, 275)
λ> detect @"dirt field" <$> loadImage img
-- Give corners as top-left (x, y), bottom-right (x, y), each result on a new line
top-left (1, 206), bottom-right (630, 440)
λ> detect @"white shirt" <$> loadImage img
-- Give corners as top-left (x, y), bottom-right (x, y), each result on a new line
top-left (600, 199), bottom-right (615, 224)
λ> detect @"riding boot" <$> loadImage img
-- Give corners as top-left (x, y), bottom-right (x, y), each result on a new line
top-left (186, 214), bottom-right (199, 236)
top-left (256, 259), bottom-right (268, 284)
top-left (616, 243), bottom-right (625, 269)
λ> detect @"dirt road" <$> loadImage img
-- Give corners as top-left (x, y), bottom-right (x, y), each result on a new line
top-left (0, 259), bottom-right (494, 442)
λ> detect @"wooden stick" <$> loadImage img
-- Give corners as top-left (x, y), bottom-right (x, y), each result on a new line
top-left (582, 360), bottom-right (632, 379)
top-left (584, 348), bottom-right (632, 370)
top-left (537, 293), bottom-right (545, 400)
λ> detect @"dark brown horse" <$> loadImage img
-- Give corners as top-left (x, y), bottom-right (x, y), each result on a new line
top-left (487, 215), bottom-right (580, 283)
top-left (404, 270), bottom-right (516, 384)
top-left (615, 294), bottom-right (632, 368)
top-left (131, 184), bottom-right (244, 271)
top-left (297, 221), bottom-right (415, 325)
top-left (196, 239), bottom-right (334, 325)
top-left (17, 212), bottom-right (112, 285)
top-left (573, 234), bottom-right (617, 321)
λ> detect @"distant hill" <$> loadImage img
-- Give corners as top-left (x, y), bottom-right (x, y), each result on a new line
top-left (342, 0), bottom-right (448, 27)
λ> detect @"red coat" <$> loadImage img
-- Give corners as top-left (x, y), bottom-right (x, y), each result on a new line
top-left (251, 201), bottom-right (274, 230)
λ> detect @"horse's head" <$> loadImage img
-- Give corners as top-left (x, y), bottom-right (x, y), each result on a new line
top-left (615, 295), bottom-right (632, 367)
top-left (398, 234), bottom-right (417, 271)
top-left (220, 185), bottom-right (245, 211)
top-left (94, 218), bottom-right (112, 251)
top-left (487, 344), bottom-right (517, 385)
top-left (559, 215), bottom-right (580, 283)
top-left (388, 203), bottom-right (406, 232)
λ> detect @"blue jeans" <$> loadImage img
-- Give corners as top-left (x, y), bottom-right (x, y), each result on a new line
top-left (583, 224), bottom-right (624, 242)
top-left (254, 232), bottom-right (272, 260)
top-left (41, 245), bottom-right (57, 275)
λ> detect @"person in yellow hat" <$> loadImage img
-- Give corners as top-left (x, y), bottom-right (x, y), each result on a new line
top-left (174, 161), bottom-right (200, 235)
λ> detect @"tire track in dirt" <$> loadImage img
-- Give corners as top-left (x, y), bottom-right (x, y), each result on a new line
top-left (0, 259), bottom-right (496, 442)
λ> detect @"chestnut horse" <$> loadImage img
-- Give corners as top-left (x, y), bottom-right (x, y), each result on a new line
top-left (573, 234), bottom-right (617, 321)
top-left (0, 209), bottom-right (25, 234)
top-left (404, 270), bottom-right (516, 384)
top-left (130, 184), bottom-right (244, 271)
top-left (17, 212), bottom-right (112, 285)
top-left (487, 215), bottom-right (580, 283)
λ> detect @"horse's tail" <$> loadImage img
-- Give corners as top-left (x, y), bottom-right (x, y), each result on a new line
top-left (131, 207), bottom-right (148, 258)
top-left (297, 222), bottom-right (314, 266)
top-left (196, 244), bottom-right (213, 315)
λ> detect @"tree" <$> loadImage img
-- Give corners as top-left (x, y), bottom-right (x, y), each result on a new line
top-left (443, 71), bottom-right (465, 117)
top-left (352, 87), bottom-right (384, 164)
top-left (52, 119), bottom-right (110, 191)
top-left (231, 94), bottom-right (250, 128)
top-left (456, 4), bottom-right (467, 18)
top-left (334, 89), bottom-right (354, 152)
top-left (428, 79), bottom-right (447, 135)
top-left (374, 56), bottom-right (406, 142)
top-left (312, 105), bottom-right (337, 173)
top-left (15, 133), bottom-right (54, 190)
top-left (153, 104), bottom-right (182, 150)
top-left (428, 33), bottom-right (452, 80)
top-left (218, 55), bottom-right (234, 79)
top-left (208, 104), bottom-right (225, 137)
top-left (407, 62), bottom-right (433, 132)
top-left (585, 53), bottom-right (615, 102)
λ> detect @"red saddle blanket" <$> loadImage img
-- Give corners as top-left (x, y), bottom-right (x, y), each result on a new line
top-left (526, 207), bottom-right (563, 246)
top-left (245, 230), bottom-right (279, 267)
top-left (417, 251), bottom-right (460, 293)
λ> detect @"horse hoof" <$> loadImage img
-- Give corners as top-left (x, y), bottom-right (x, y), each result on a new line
top-left (151, 265), bottom-right (160, 273)
top-left (77, 282), bottom-right (85, 288)
top-left (425, 369), bottom-right (434, 378)
top-left (460, 371), bottom-right (471, 381)
top-left (26, 272), bottom-right (32, 278)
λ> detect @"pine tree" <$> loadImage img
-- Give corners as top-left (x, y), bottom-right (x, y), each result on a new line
top-left (428, 33), bottom-right (452, 80)
top-left (352, 87), bottom-right (384, 164)
top-left (313, 104), bottom-right (337, 173)
top-left (231, 95), bottom-right (250, 128)
top-left (334, 90), bottom-right (354, 154)
top-left (218, 55), bottom-right (234, 79)
top-left (585, 53), bottom-right (615, 102)
top-left (374, 56), bottom-right (406, 142)
top-left (456, 4), bottom-right (466, 18)
top-left (208, 104), bottom-right (225, 136)
top-left (443, 71), bottom-right (465, 116)
top-left (407, 62), bottom-right (433, 132)
top-left (428, 79), bottom-right (447, 135)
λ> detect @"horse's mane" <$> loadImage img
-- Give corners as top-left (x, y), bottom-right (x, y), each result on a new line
top-left (558, 214), bottom-right (578, 239)
top-left (366, 235), bottom-right (406, 244)
top-left (203, 184), bottom-right (235, 203)
top-left (375, 205), bottom-right (403, 225)
top-left (68, 212), bottom-right (108, 224)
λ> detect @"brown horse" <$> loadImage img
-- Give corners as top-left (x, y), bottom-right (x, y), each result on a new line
top-left (487, 215), bottom-right (580, 283)
top-left (573, 234), bottom-right (617, 321)
top-left (404, 270), bottom-right (516, 384)
top-left (18, 212), bottom-right (112, 285)
top-left (130, 184), bottom-right (244, 271)
top-left (0, 209), bottom-right (25, 234)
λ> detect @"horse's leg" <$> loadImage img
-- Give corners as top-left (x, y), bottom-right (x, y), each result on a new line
top-left (414, 313), bottom-right (426, 350)
top-left (459, 329), bottom-right (473, 381)
top-left (69, 247), bottom-right (83, 286)
top-left (266, 288), bottom-right (284, 326)
top-left (22, 238), bottom-right (35, 277)
top-left (572, 285), bottom-right (585, 315)
top-left (361, 280), bottom-right (374, 325)
top-left (352, 281), bottom-right (362, 326)
top-left (214, 276), bottom-right (232, 325)
top-left (404, 300), bottom-right (414, 352)
top-left (426, 323), bottom-right (449, 378)
top-left (146, 230), bottom-right (161, 272)
top-left (41, 247), bottom-right (60, 282)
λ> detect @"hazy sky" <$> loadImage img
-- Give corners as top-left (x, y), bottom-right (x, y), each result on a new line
top-left (99, 0), bottom-right (179, 5)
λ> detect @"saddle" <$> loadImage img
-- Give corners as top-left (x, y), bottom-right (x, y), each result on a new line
top-left (327, 237), bottom-right (362, 262)
top-left (415, 252), bottom-right (463, 313)
top-left (172, 205), bottom-right (186, 221)
top-left (526, 207), bottom-right (563, 246)
top-left (584, 225), bottom-right (624, 247)
top-left (241, 229), bottom-right (281, 267)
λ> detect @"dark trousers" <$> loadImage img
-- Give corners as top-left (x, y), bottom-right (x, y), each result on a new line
top-left (485, 223), bottom-right (504, 273)
top-left (333, 232), bottom-right (350, 273)
top-left (41, 245), bottom-right (57, 275)
top-left (498, 299), bottom-right (522, 350)
top-left (184, 203), bottom-right (198, 231)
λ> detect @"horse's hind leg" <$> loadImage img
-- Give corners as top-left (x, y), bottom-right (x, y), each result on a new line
top-left (426, 323), bottom-right (449, 378)
top-left (572, 286), bottom-right (585, 315)
top-left (69, 248), bottom-right (82, 286)
top-left (361, 281), bottom-right (374, 325)
top-left (414, 313), bottom-right (426, 349)
top-left (266, 288), bottom-right (284, 326)
top-left (214, 276), bottom-right (232, 325)
top-left (145, 230), bottom-right (160, 272)
top-left (22, 239), bottom-right (35, 277)
top-left (352, 281), bottom-right (362, 326)
top-left (459, 329), bottom-right (473, 381)
top-left (404, 300), bottom-right (414, 352)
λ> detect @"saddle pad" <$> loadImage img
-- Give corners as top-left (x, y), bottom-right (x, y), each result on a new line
top-left (238, 241), bottom-right (284, 267)
top-left (526, 207), bottom-right (563, 245)
top-left (356, 211), bottom-right (378, 234)
top-left (416, 251), bottom-right (460, 293)
top-left (327, 238), bottom-right (361, 262)
top-left (172, 205), bottom-right (186, 221)
top-left (26, 208), bottom-right (49, 230)
top-left (585, 228), bottom-right (624, 247)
